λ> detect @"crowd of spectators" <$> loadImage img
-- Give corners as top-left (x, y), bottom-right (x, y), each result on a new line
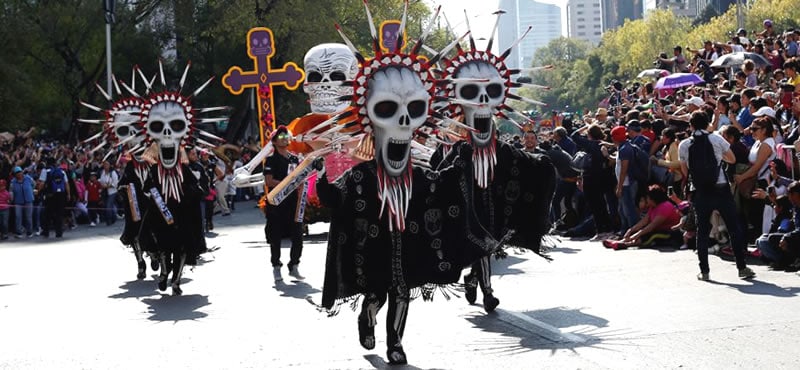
top-left (0, 128), bottom-right (262, 241)
top-left (534, 20), bottom-right (800, 273)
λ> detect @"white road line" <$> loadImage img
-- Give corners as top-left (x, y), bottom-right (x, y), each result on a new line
top-left (495, 308), bottom-right (587, 344)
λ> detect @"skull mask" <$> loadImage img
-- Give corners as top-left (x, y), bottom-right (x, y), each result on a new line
top-left (368, 67), bottom-right (429, 177)
top-left (145, 101), bottom-right (190, 169)
top-left (454, 61), bottom-right (505, 147)
top-left (303, 43), bottom-right (358, 114)
top-left (111, 105), bottom-right (144, 150)
top-left (249, 29), bottom-right (273, 57)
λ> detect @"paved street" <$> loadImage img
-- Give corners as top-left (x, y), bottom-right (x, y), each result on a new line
top-left (2, 204), bottom-right (800, 370)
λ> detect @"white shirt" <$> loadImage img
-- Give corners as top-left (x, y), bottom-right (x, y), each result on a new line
top-left (678, 130), bottom-right (730, 185)
top-left (99, 169), bottom-right (119, 195)
top-left (748, 137), bottom-right (775, 181)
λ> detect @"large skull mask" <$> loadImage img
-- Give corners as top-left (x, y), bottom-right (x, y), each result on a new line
top-left (145, 101), bottom-right (190, 169)
top-left (111, 105), bottom-right (144, 150)
top-left (454, 61), bottom-right (505, 147)
top-left (303, 44), bottom-right (358, 114)
top-left (368, 66), bottom-right (429, 177)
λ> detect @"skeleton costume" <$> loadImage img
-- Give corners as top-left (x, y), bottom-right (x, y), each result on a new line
top-left (78, 71), bottom-right (157, 280)
top-left (315, 2), bottom-right (499, 365)
top-left (137, 61), bottom-right (226, 296)
top-left (430, 12), bottom-right (557, 313)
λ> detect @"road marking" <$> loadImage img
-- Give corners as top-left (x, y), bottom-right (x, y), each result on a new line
top-left (495, 308), bottom-right (587, 344)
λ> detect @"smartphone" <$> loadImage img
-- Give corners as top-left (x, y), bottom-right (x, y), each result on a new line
top-left (667, 186), bottom-right (675, 196)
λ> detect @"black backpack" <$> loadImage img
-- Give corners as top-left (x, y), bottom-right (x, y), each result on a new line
top-left (627, 142), bottom-right (651, 184)
top-left (687, 133), bottom-right (721, 191)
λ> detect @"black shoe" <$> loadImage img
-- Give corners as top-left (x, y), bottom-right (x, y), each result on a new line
top-left (358, 314), bottom-right (375, 350)
top-left (171, 282), bottom-right (182, 296)
top-left (151, 258), bottom-right (159, 271)
top-left (137, 261), bottom-right (146, 280)
top-left (483, 294), bottom-right (500, 313)
top-left (386, 345), bottom-right (407, 365)
top-left (463, 275), bottom-right (477, 305)
top-left (158, 275), bottom-right (168, 291)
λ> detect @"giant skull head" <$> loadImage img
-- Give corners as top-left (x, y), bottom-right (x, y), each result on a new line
top-left (303, 43), bottom-right (358, 114)
top-left (110, 103), bottom-right (144, 150)
top-left (453, 61), bottom-right (505, 147)
top-left (368, 66), bottom-right (430, 177)
top-left (144, 100), bottom-right (191, 169)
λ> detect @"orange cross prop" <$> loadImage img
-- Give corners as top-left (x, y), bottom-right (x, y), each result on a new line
top-left (222, 27), bottom-right (305, 146)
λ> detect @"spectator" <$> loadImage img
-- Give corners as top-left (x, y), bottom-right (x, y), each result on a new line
top-left (553, 127), bottom-right (576, 156)
top-left (86, 172), bottom-right (102, 226)
top-left (653, 127), bottom-right (683, 197)
top-left (10, 166), bottom-right (34, 238)
top-left (0, 179), bottom-right (10, 239)
top-left (40, 158), bottom-right (70, 238)
top-left (99, 160), bottom-right (119, 226)
top-left (743, 60), bottom-right (758, 88)
top-left (658, 46), bottom-right (689, 73)
top-left (734, 117), bottom-right (776, 241)
top-left (611, 126), bottom-right (639, 235)
top-left (539, 139), bottom-right (579, 229)
top-left (713, 96), bottom-right (732, 132)
top-left (673, 201), bottom-right (697, 250)
top-left (755, 195), bottom-right (794, 268)
top-left (572, 124), bottom-right (616, 241)
top-left (604, 185), bottom-right (680, 249)
top-left (679, 111), bottom-right (755, 281)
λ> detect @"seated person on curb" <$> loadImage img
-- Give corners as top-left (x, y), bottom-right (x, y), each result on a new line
top-left (755, 195), bottom-right (794, 269)
top-left (604, 185), bottom-right (680, 249)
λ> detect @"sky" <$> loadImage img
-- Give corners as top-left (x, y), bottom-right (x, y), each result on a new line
top-left (427, 0), bottom-right (569, 50)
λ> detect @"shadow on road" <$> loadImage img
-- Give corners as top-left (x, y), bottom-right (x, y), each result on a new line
top-left (141, 294), bottom-right (210, 322)
top-left (274, 280), bottom-right (321, 300)
top-left (108, 280), bottom-right (159, 299)
top-left (491, 255), bottom-right (527, 276)
top-left (708, 278), bottom-right (800, 297)
top-left (464, 306), bottom-right (641, 355)
top-left (362, 354), bottom-right (429, 370)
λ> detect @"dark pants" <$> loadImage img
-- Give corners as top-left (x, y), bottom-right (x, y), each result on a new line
top-left (265, 217), bottom-right (303, 268)
top-left (583, 173), bottom-right (614, 233)
top-left (551, 180), bottom-right (577, 225)
top-left (42, 193), bottom-right (66, 237)
top-left (88, 200), bottom-right (101, 223)
top-left (693, 185), bottom-right (748, 274)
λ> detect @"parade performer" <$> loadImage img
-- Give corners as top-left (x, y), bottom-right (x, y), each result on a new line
top-left (313, 2), bottom-right (500, 364)
top-left (137, 61), bottom-right (227, 295)
top-left (431, 11), bottom-right (557, 313)
top-left (78, 71), bottom-right (157, 280)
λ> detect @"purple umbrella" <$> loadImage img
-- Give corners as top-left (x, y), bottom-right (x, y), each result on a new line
top-left (654, 73), bottom-right (704, 90)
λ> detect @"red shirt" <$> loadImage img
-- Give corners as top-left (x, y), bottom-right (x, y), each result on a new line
top-left (642, 129), bottom-right (656, 144)
top-left (87, 180), bottom-right (101, 202)
top-left (647, 201), bottom-right (681, 232)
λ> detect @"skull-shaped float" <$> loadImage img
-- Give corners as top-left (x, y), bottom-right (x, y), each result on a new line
top-left (368, 67), bottom-right (430, 177)
top-left (303, 43), bottom-right (358, 114)
top-left (144, 100), bottom-right (191, 169)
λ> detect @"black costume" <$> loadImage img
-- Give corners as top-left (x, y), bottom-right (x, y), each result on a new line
top-left (264, 151), bottom-right (304, 270)
top-left (118, 158), bottom-right (157, 279)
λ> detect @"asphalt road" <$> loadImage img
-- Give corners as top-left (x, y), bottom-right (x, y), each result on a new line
top-left (1, 204), bottom-right (799, 369)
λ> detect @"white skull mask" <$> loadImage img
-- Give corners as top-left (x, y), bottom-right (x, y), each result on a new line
top-left (145, 101), bottom-right (190, 169)
top-left (367, 67), bottom-right (430, 177)
top-left (111, 106), bottom-right (144, 150)
top-left (454, 61), bottom-right (505, 147)
top-left (303, 43), bottom-right (358, 114)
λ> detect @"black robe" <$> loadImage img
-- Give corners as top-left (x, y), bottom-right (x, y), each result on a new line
top-left (139, 164), bottom-right (206, 265)
top-left (118, 159), bottom-right (150, 247)
top-left (431, 141), bottom-right (557, 255)
top-left (317, 142), bottom-right (498, 311)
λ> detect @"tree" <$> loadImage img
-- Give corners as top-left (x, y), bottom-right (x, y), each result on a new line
top-left (693, 4), bottom-right (719, 27)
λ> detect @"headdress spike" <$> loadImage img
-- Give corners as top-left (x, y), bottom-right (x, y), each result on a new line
top-left (500, 26), bottom-right (532, 60)
top-left (95, 83), bottom-right (112, 102)
top-left (158, 59), bottom-right (166, 87)
top-left (334, 24), bottom-right (366, 64)
top-left (111, 74), bottom-right (123, 96)
top-left (411, 5), bottom-right (441, 55)
top-left (395, 0), bottom-right (409, 53)
top-left (179, 61), bottom-right (192, 92)
top-left (486, 10), bottom-right (506, 53)
top-left (464, 10), bottom-right (476, 50)
top-left (362, 1), bottom-right (380, 55)
top-left (191, 76), bottom-right (215, 97)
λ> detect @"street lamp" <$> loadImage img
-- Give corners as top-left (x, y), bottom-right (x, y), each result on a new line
top-left (103, 0), bottom-right (115, 101)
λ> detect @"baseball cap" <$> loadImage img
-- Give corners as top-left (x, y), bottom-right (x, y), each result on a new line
top-left (683, 96), bottom-right (705, 107)
top-left (270, 125), bottom-right (291, 141)
top-left (753, 106), bottom-right (776, 118)
top-left (764, 19), bottom-right (773, 27)
top-left (737, 28), bottom-right (747, 35)
top-left (611, 126), bottom-right (627, 143)
top-left (12, 166), bottom-right (22, 174)
top-left (626, 120), bottom-right (642, 132)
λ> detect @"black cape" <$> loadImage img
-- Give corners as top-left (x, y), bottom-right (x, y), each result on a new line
top-left (317, 142), bottom-right (498, 311)
top-left (118, 159), bottom-right (150, 247)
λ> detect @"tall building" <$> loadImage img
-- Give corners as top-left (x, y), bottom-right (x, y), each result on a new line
top-left (498, 0), bottom-right (563, 69)
top-left (602, 0), bottom-right (643, 31)
top-left (644, 0), bottom-right (702, 18)
top-left (567, 0), bottom-right (604, 45)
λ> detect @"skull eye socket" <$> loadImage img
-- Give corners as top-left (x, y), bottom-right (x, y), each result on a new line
top-left (330, 71), bottom-right (347, 81)
top-left (487, 83), bottom-right (503, 99)
top-left (307, 72), bottom-right (323, 83)
top-left (252, 38), bottom-right (259, 46)
top-left (115, 126), bottom-right (130, 137)
top-left (169, 120), bottom-right (186, 132)
top-left (460, 84), bottom-right (479, 100)
top-left (407, 100), bottom-right (427, 118)
top-left (374, 101), bottom-right (398, 119)
top-left (149, 121), bottom-right (164, 133)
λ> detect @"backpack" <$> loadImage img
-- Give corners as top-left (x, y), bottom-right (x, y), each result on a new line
top-left (687, 133), bottom-right (721, 191)
top-left (570, 151), bottom-right (592, 172)
top-left (47, 167), bottom-right (66, 194)
top-left (627, 142), bottom-right (651, 184)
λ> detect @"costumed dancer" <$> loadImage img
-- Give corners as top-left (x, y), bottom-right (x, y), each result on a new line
top-left (78, 69), bottom-right (157, 280)
top-left (137, 61), bottom-right (227, 295)
top-left (431, 11), bottom-right (557, 313)
top-left (314, 2), bottom-right (500, 364)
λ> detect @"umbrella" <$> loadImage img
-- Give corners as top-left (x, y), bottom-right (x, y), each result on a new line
top-left (654, 73), bottom-right (704, 90)
top-left (710, 52), bottom-right (770, 69)
top-left (637, 69), bottom-right (670, 80)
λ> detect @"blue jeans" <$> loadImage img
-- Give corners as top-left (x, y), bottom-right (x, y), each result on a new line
top-left (14, 203), bottom-right (33, 235)
top-left (31, 202), bottom-right (42, 232)
top-left (0, 209), bottom-right (9, 235)
top-left (756, 234), bottom-right (784, 262)
top-left (105, 192), bottom-right (117, 225)
top-left (693, 185), bottom-right (748, 273)
top-left (618, 182), bottom-right (639, 233)
top-left (550, 180), bottom-right (577, 224)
